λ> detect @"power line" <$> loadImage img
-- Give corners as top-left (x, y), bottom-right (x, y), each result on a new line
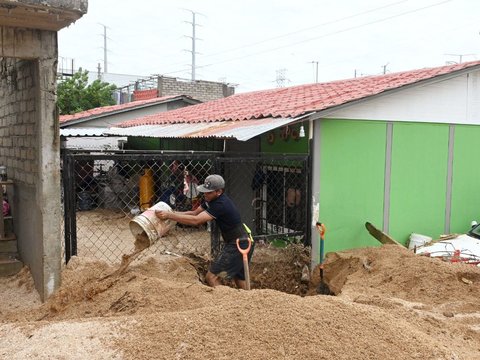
top-left (200, 0), bottom-right (410, 59)
top-left (197, 0), bottom-right (452, 70)
top-left (160, 0), bottom-right (452, 77)
top-left (159, 0), bottom-right (410, 75)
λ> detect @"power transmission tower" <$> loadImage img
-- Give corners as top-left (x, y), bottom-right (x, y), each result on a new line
top-left (97, 63), bottom-right (102, 79)
top-left (184, 10), bottom-right (203, 81)
top-left (276, 68), bottom-right (288, 88)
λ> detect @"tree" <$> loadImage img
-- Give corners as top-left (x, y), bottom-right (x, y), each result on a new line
top-left (57, 68), bottom-right (117, 115)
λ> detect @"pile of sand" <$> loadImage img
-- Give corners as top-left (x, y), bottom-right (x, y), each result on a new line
top-left (1, 244), bottom-right (480, 359)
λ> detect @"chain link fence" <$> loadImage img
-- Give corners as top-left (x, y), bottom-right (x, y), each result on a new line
top-left (62, 150), bottom-right (310, 264)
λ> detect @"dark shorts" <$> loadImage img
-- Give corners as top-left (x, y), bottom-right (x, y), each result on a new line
top-left (209, 239), bottom-right (255, 281)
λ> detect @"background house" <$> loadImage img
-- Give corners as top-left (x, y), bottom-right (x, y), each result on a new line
top-left (60, 95), bottom-right (200, 150)
top-left (106, 61), bottom-right (480, 266)
top-left (115, 75), bottom-right (236, 104)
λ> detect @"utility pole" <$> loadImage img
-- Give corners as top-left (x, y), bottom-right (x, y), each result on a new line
top-left (99, 23), bottom-right (109, 73)
top-left (382, 63), bottom-right (389, 75)
top-left (184, 10), bottom-right (202, 81)
top-left (444, 53), bottom-right (475, 64)
top-left (310, 61), bottom-right (319, 83)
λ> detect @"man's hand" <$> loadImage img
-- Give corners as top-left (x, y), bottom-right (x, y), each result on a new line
top-left (155, 210), bottom-right (170, 220)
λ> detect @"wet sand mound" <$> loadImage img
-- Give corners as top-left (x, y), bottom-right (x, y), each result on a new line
top-left (1, 244), bottom-right (480, 359)
top-left (319, 245), bottom-right (480, 309)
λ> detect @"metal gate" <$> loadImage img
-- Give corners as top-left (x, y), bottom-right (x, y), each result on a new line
top-left (62, 150), bottom-right (310, 264)
top-left (215, 154), bottom-right (311, 252)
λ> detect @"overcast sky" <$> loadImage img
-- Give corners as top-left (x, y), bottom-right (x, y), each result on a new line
top-left (58, 0), bottom-right (479, 93)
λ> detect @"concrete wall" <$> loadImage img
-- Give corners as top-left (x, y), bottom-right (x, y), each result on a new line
top-left (158, 76), bottom-right (235, 102)
top-left (0, 27), bottom-right (60, 300)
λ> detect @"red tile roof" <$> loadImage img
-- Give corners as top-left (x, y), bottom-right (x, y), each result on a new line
top-left (59, 95), bottom-right (197, 124)
top-left (118, 61), bottom-right (480, 128)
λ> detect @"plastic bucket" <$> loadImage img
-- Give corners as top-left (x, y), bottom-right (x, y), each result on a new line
top-left (129, 201), bottom-right (175, 246)
top-left (408, 233), bottom-right (432, 249)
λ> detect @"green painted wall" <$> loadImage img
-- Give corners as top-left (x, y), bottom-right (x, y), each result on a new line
top-left (388, 123), bottom-right (449, 244)
top-left (261, 123), bottom-right (309, 154)
top-left (128, 137), bottom-right (223, 151)
top-left (319, 119), bottom-right (386, 252)
top-left (450, 125), bottom-right (480, 232)
top-left (318, 120), bottom-right (479, 252)
top-left (128, 137), bottom-right (160, 150)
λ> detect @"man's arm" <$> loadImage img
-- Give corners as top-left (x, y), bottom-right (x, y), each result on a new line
top-left (173, 206), bottom-right (204, 216)
top-left (156, 206), bottom-right (213, 226)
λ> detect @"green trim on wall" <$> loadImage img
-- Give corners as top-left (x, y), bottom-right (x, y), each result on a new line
top-left (319, 119), bottom-right (386, 252)
top-left (450, 125), bottom-right (480, 232)
top-left (389, 122), bottom-right (449, 244)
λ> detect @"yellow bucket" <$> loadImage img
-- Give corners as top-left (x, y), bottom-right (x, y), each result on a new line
top-left (129, 201), bottom-right (175, 246)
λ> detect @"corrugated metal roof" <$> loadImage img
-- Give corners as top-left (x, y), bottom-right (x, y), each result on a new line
top-left (60, 128), bottom-right (109, 137)
top-left (105, 117), bottom-right (301, 141)
top-left (59, 95), bottom-right (200, 125)
top-left (116, 61), bottom-right (480, 128)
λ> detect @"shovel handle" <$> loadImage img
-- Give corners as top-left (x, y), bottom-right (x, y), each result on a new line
top-left (316, 222), bottom-right (326, 239)
top-left (236, 238), bottom-right (252, 290)
top-left (236, 237), bottom-right (252, 256)
top-left (316, 223), bottom-right (326, 279)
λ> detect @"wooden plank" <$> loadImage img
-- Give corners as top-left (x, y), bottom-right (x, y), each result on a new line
top-left (365, 222), bottom-right (404, 247)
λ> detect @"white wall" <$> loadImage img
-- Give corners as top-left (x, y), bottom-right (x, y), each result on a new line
top-left (64, 136), bottom-right (127, 150)
top-left (324, 71), bottom-right (480, 125)
top-left (68, 102), bottom-right (170, 128)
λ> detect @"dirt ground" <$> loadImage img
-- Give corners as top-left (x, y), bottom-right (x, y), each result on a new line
top-left (2, 241), bottom-right (480, 359)
top-left (74, 209), bottom-right (212, 263)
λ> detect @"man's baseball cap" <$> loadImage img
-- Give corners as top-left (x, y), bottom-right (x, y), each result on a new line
top-left (197, 174), bottom-right (225, 192)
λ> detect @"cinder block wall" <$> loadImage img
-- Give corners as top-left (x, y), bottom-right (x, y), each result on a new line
top-left (0, 59), bottom-right (38, 185)
top-left (158, 76), bottom-right (235, 102)
top-left (0, 58), bottom-right (45, 295)
top-left (0, 27), bottom-right (61, 301)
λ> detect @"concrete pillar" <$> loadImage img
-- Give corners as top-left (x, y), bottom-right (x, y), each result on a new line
top-left (0, 27), bottom-right (61, 300)
top-left (36, 56), bottom-right (62, 299)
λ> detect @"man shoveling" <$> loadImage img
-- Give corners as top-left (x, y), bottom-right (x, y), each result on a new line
top-left (156, 174), bottom-right (254, 290)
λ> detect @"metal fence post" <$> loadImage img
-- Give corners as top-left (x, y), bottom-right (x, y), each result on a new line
top-left (62, 150), bottom-right (77, 263)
